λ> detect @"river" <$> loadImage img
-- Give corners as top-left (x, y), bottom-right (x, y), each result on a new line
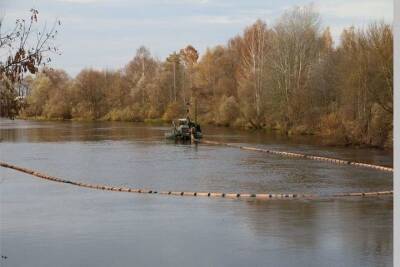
top-left (0, 119), bottom-right (393, 266)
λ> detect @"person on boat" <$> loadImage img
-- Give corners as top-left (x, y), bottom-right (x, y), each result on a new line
top-left (190, 125), bottom-right (198, 142)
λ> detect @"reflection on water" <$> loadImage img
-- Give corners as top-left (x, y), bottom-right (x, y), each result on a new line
top-left (0, 119), bottom-right (393, 267)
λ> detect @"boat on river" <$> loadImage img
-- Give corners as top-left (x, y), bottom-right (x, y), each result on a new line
top-left (165, 118), bottom-right (202, 141)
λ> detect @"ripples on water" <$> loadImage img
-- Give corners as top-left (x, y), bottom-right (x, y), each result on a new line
top-left (0, 119), bottom-right (393, 267)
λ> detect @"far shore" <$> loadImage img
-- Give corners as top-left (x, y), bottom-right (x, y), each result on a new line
top-left (9, 116), bottom-right (393, 151)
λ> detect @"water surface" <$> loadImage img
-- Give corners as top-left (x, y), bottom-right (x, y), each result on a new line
top-left (0, 119), bottom-right (393, 266)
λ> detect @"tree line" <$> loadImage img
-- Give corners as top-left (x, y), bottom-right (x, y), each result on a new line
top-left (1, 6), bottom-right (393, 148)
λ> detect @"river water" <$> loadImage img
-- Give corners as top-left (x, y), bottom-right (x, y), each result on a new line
top-left (0, 119), bottom-right (393, 266)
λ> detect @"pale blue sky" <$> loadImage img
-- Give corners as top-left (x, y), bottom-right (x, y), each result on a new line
top-left (0, 0), bottom-right (393, 76)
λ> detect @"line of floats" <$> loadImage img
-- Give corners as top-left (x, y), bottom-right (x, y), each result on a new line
top-left (0, 161), bottom-right (393, 200)
top-left (200, 140), bottom-right (393, 172)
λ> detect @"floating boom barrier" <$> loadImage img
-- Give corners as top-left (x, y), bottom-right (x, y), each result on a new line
top-left (0, 161), bottom-right (393, 200)
top-left (200, 140), bottom-right (393, 172)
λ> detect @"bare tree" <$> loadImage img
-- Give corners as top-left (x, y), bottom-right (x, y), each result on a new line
top-left (166, 52), bottom-right (180, 102)
top-left (0, 9), bottom-right (60, 118)
top-left (270, 5), bottom-right (321, 128)
top-left (0, 9), bottom-right (60, 83)
top-left (179, 45), bottom-right (199, 114)
top-left (237, 20), bottom-right (270, 127)
top-left (124, 46), bottom-right (157, 106)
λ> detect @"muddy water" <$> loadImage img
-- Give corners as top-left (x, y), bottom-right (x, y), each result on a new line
top-left (0, 119), bottom-right (393, 266)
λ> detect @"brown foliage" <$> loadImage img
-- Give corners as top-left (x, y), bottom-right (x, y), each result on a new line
top-left (14, 6), bottom-right (392, 149)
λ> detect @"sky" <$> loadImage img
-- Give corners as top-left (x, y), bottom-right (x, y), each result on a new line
top-left (0, 0), bottom-right (393, 76)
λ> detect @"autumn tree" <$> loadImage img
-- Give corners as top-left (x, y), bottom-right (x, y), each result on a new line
top-left (179, 45), bottom-right (199, 113)
top-left (195, 45), bottom-right (239, 124)
top-left (0, 78), bottom-right (19, 117)
top-left (158, 52), bottom-right (185, 120)
top-left (71, 69), bottom-right (107, 119)
top-left (21, 68), bottom-right (70, 118)
top-left (331, 23), bottom-right (393, 146)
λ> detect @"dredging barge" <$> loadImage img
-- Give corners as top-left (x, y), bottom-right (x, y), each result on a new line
top-left (165, 117), bottom-right (202, 141)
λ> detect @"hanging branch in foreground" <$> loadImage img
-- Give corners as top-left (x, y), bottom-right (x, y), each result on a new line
top-left (0, 9), bottom-right (61, 83)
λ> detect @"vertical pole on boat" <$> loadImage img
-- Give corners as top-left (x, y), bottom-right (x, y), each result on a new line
top-left (194, 96), bottom-right (197, 124)
top-left (186, 101), bottom-right (190, 120)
